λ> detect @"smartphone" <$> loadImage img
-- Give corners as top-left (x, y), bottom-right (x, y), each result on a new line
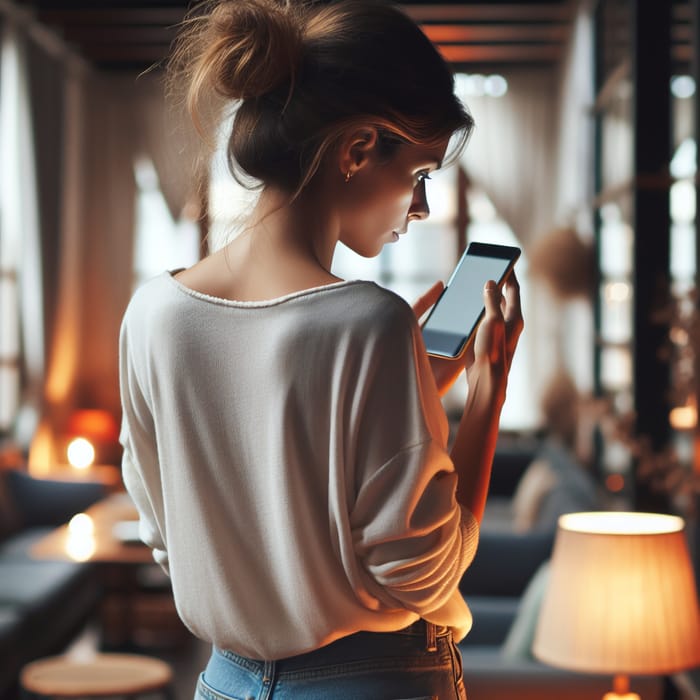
top-left (421, 242), bottom-right (521, 358)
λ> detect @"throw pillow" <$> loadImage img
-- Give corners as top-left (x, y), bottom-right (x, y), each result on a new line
top-left (511, 459), bottom-right (558, 533)
top-left (500, 560), bottom-right (551, 660)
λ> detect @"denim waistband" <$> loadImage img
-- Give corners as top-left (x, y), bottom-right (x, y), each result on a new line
top-left (216, 619), bottom-right (451, 675)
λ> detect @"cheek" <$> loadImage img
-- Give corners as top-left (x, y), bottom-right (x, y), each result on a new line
top-left (367, 185), bottom-right (414, 221)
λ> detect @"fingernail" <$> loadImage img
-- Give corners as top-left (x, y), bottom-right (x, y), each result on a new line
top-left (485, 281), bottom-right (497, 291)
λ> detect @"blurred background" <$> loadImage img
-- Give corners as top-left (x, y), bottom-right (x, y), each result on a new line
top-left (0, 1), bottom-right (698, 699)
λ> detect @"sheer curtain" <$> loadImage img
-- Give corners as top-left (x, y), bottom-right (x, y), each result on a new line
top-left (458, 6), bottom-right (595, 420)
top-left (461, 70), bottom-right (558, 251)
top-left (32, 67), bottom-right (197, 467)
top-left (72, 74), bottom-right (200, 420)
top-left (460, 70), bottom-right (559, 423)
top-left (0, 22), bottom-right (43, 450)
top-left (43, 65), bottom-right (87, 446)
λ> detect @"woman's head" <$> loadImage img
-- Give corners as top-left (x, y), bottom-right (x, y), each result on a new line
top-left (171, 0), bottom-right (474, 197)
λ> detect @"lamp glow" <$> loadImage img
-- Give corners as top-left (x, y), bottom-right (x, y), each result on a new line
top-left (534, 511), bottom-right (700, 700)
top-left (670, 396), bottom-right (697, 431)
top-left (68, 513), bottom-right (94, 536)
top-left (66, 437), bottom-right (95, 469)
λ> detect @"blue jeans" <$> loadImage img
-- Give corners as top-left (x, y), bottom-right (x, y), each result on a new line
top-left (195, 621), bottom-right (467, 700)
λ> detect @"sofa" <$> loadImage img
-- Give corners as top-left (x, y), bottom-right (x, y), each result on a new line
top-left (0, 468), bottom-right (107, 699)
top-left (455, 438), bottom-right (666, 700)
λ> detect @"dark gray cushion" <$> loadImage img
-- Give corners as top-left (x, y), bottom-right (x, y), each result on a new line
top-left (459, 530), bottom-right (555, 597)
top-left (462, 596), bottom-right (520, 646)
top-left (6, 469), bottom-right (106, 528)
top-left (531, 441), bottom-right (600, 532)
top-left (0, 561), bottom-right (90, 607)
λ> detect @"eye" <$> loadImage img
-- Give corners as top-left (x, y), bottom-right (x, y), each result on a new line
top-left (416, 171), bottom-right (432, 184)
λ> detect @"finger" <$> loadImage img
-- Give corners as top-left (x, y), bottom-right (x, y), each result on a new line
top-left (412, 281), bottom-right (444, 321)
top-left (504, 274), bottom-right (524, 338)
top-left (483, 280), bottom-right (504, 320)
top-left (503, 272), bottom-right (524, 366)
top-left (503, 272), bottom-right (522, 326)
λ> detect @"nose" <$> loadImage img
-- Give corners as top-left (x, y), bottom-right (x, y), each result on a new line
top-left (408, 179), bottom-right (430, 222)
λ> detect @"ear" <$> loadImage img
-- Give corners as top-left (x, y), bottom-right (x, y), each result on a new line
top-left (337, 126), bottom-right (379, 179)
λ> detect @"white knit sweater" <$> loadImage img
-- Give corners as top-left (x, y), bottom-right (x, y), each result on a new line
top-left (119, 271), bottom-right (478, 660)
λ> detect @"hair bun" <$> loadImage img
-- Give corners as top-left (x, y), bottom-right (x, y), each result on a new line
top-left (192, 0), bottom-right (303, 101)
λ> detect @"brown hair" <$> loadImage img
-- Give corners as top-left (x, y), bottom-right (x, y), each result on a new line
top-left (169, 0), bottom-right (474, 197)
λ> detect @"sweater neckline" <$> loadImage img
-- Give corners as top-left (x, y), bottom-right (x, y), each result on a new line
top-left (164, 270), bottom-right (369, 308)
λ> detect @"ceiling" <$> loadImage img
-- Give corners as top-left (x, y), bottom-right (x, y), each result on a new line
top-left (10, 0), bottom-right (575, 74)
top-left (11, 0), bottom-right (694, 75)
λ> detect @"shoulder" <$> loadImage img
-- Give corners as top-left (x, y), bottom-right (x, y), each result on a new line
top-left (325, 281), bottom-right (419, 339)
top-left (120, 272), bottom-right (183, 339)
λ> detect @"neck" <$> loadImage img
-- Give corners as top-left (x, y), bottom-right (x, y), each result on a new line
top-left (246, 184), bottom-right (339, 274)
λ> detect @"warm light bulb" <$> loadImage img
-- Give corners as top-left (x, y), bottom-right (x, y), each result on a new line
top-left (67, 437), bottom-right (95, 469)
top-left (68, 513), bottom-right (94, 536)
top-left (66, 513), bottom-right (96, 562)
top-left (670, 403), bottom-right (697, 430)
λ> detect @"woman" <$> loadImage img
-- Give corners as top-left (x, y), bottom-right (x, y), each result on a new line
top-left (119, 1), bottom-right (523, 698)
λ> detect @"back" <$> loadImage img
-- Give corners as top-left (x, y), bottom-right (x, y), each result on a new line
top-left (119, 272), bottom-right (477, 658)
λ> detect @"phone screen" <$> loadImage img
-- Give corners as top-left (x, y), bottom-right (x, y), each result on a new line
top-left (422, 242), bottom-right (520, 358)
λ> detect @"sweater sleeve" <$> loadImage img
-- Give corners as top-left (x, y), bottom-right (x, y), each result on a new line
top-left (347, 297), bottom-right (479, 622)
top-left (118, 317), bottom-right (170, 573)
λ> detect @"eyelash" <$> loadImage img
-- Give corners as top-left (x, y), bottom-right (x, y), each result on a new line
top-left (417, 172), bottom-right (432, 183)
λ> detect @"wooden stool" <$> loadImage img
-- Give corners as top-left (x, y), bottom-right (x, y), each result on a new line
top-left (20, 653), bottom-right (173, 699)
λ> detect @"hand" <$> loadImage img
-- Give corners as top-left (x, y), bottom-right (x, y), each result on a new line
top-left (412, 281), bottom-right (465, 396)
top-left (467, 271), bottom-right (524, 400)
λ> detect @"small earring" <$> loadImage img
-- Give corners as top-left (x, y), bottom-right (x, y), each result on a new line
top-left (344, 170), bottom-right (353, 183)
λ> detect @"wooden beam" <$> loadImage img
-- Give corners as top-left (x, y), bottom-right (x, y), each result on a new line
top-left (62, 26), bottom-right (176, 43)
top-left (422, 23), bottom-right (569, 44)
top-left (404, 4), bottom-right (573, 23)
top-left (77, 44), bottom-right (169, 62)
top-left (38, 9), bottom-right (185, 26)
top-left (438, 43), bottom-right (562, 63)
top-left (674, 44), bottom-right (693, 63)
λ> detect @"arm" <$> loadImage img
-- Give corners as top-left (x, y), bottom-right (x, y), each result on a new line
top-left (413, 275), bottom-right (524, 522)
top-left (453, 275), bottom-right (523, 522)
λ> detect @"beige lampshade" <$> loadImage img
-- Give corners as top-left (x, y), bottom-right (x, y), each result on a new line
top-left (533, 512), bottom-right (700, 675)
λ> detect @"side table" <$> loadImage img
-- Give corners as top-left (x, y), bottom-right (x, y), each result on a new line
top-left (20, 653), bottom-right (173, 699)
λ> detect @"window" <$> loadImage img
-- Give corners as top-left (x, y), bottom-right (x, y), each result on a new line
top-left (132, 157), bottom-right (200, 290)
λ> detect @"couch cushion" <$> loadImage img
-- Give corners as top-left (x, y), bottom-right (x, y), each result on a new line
top-left (462, 597), bottom-right (520, 646)
top-left (6, 470), bottom-right (106, 528)
top-left (0, 527), bottom-right (54, 561)
top-left (511, 440), bottom-right (601, 533)
top-left (0, 560), bottom-right (99, 664)
top-left (0, 561), bottom-right (91, 607)
top-left (459, 530), bottom-right (555, 597)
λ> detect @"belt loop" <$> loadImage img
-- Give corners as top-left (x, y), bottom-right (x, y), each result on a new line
top-left (425, 621), bottom-right (437, 652)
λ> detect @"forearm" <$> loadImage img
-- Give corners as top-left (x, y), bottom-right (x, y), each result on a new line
top-left (451, 357), bottom-right (506, 523)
